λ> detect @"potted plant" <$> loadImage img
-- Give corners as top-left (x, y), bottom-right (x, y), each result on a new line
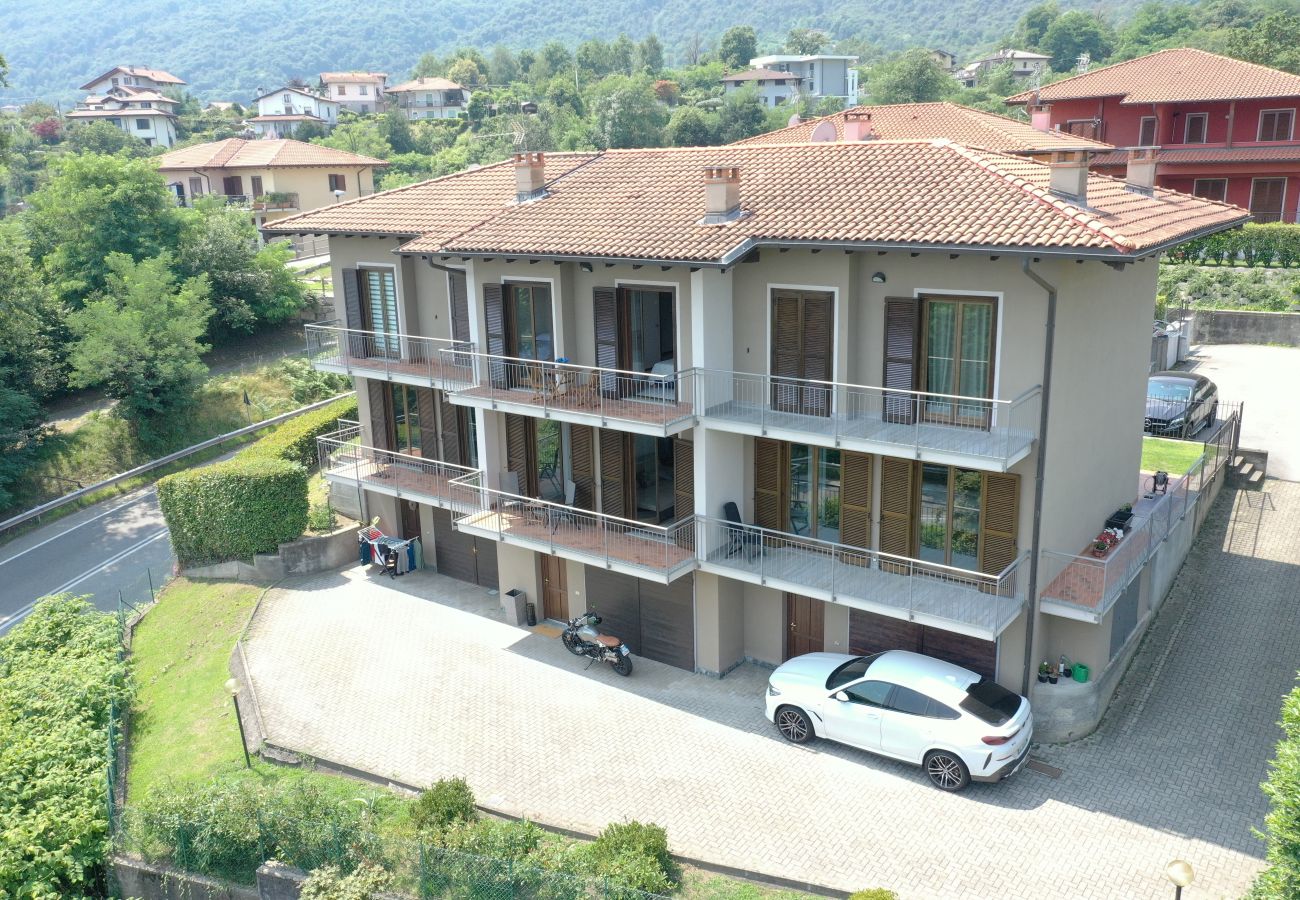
top-left (1047, 667), bottom-right (1058, 685)
top-left (1105, 503), bottom-right (1134, 533)
top-left (1091, 539), bottom-right (1110, 558)
top-left (1038, 661), bottom-right (1050, 684)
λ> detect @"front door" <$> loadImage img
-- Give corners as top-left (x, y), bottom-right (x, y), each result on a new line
top-left (399, 499), bottom-right (421, 541)
top-left (785, 594), bottom-right (825, 660)
top-left (771, 290), bottom-right (833, 416)
top-left (540, 554), bottom-right (568, 621)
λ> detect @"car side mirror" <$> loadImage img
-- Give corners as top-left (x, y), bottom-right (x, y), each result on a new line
top-left (833, 690), bottom-right (849, 702)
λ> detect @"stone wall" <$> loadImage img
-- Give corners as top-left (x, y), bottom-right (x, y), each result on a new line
top-left (1192, 309), bottom-right (1300, 346)
top-left (184, 523), bottom-right (359, 582)
top-left (113, 856), bottom-right (259, 900)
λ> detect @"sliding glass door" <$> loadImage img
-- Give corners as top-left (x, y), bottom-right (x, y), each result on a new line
top-left (922, 297), bottom-right (994, 426)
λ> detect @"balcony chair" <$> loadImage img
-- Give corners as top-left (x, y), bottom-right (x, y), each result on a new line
top-left (722, 501), bottom-right (764, 562)
top-left (549, 480), bottom-right (582, 534)
top-left (498, 471), bottom-right (531, 518)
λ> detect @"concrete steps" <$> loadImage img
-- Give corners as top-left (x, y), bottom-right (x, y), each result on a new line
top-left (1230, 450), bottom-right (1269, 489)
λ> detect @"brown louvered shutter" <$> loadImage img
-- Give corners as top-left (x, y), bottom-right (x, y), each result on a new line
top-left (673, 437), bottom-right (694, 517)
top-left (978, 472), bottom-right (1020, 576)
top-left (436, 390), bottom-right (461, 464)
top-left (505, 413), bottom-right (532, 493)
top-left (366, 379), bottom-right (391, 451)
top-left (484, 283), bottom-right (506, 387)
top-left (800, 292), bottom-right (833, 416)
top-left (839, 451), bottom-right (873, 553)
top-left (416, 387), bottom-right (439, 459)
top-left (569, 425), bottom-right (596, 510)
top-left (593, 287), bottom-right (619, 395)
top-left (878, 456), bottom-right (916, 572)
top-left (598, 428), bottom-right (627, 518)
top-left (341, 268), bottom-right (363, 358)
top-left (449, 270), bottom-right (470, 345)
top-left (770, 292), bottom-right (802, 413)
top-left (883, 297), bottom-right (919, 424)
top-left (754, 438), bottom-right (786, 531)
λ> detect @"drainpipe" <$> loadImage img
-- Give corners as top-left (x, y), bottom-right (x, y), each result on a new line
top-left (1019, 257), bottom-right (1058, 696)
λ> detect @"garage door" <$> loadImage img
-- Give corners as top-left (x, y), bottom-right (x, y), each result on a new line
top-left (430, 508), bottom-right (499, 590)
top-left (849, 609), bottom-right (996, 679)
top-left (585, 568), bottom-right (694, 670)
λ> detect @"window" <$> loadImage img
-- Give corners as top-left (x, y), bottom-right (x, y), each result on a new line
top-left (108, 118), bottom-right (121, 127)
top-left (358, 84), bottom-right (369, 96)
top-left (633, 435), bottom-right (677, 523)
top-left (459, 407), bottom-right (480, 468)
top-left (919, 464), bottom-right (982, 570)
top-left (424, 93), bottom-right (433, 104)
top-left (927, 699), bottom-right (962, 720)
top-left (886, 685), bottom-right (932, 717)
top-left (1250, 177), bottom-right (1287, 223)
top-left (960, 678), bottom-right (1022, 726)
top-left (337, 85), bottom-right (347, 96)
top-left (140, 101), bottom-right (152, 109)
top-left (506, 282), bottom-right (554, 362)
top-left (1193, 178), bottom-right (1228, 202)
top-left (788, 444), bottom-right (841, 542)
top-left (1259, 109), bottom-right (1294, 142)
top-left (250, 175), bottom-right (263, 197)
top-left (389, 384), bottom-right (422, 456)
top-left (221, 175), bottom-right (244, 196)
top-left (825, 655), bottom-right (880, 689)
top-left (361, 104), bottom-right (370, 114)
top-left (1062, 119), bottom-right (1101, 139)
top-left (360, 267), bottom-right (400, 354)
top-left (135, 118), bottom-right (149, 130)
top-left (534, 419), bottom-right (565, 503)
top-left (920, 296), bottom-right (995, 422)
top-left (1138, 116), bottom-right (1157, 146)
top-left (842, 681), bottom-right (892, 707)
top-left (188, 176), bottom-right (203, 197)
top-left (1184, 112), bottom-right (1208, 144)
top-left (283, 93), bottom-right (292, 104)
top-left (328, 173), bottom-right (347, 192)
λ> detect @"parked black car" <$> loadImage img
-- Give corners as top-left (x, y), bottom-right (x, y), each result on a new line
top-left (1145, 371), bottom-right (1218, 438)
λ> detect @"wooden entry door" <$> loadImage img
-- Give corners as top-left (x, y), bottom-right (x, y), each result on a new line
top-left (785, 594), bottom-right (825, 660)
top-left (540, 555), bottom-right (568, 621)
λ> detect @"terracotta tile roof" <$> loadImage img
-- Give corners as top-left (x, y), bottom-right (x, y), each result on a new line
top-left (355, 141), bottom-right (1244, 261)
top-left (67, 107), bottom-right (173, 119)
top-left (387, 77), bottom-right (466, 93)
top-left (722, 68), bottom-right (798, 82)
top-left (732, 102), bottom-right (1112, 152)
top-left (80, 66), bottom-right (186, 89)
top-left (1007, 48), bottom-right (1300, 105)
top-left (262, 153), bottom-right (598, 237)
top-left (320, 71), bottom-right (388, 82)
top-left (158, 138), bottom-right (387, 170)
top-left (251, 86), bottom-right (334, 104)
top-left (1091, 145), bottom-right (1300, 166)
top-left (248, 114), bottom-right (329, 123)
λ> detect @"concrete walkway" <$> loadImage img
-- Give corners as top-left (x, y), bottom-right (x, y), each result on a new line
top-left (241, 482), bottom-right (1300, 898)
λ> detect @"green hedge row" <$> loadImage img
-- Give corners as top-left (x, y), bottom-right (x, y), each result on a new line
top-left (239, 395), bottom-right (356, 469)
top-left (1167, 223), bottom-right (1300, 267)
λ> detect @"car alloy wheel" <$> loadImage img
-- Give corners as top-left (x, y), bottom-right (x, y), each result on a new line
top-left (775, 707), bottom-right (812, 744)
top-left (924, 750), bottom-right (970, 791)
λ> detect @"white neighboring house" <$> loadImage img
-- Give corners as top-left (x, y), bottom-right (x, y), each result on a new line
top-left (319, 72), bottom-right (388, 114)
top-left (249, 86), bottom-right (339, 137)
top-left (738, 54), bottom-right (860, 107)
top-left (66, 88), bottom-right (181, 148)
top-left (720, 68), bottom-right (803, 107)
top-left (79, 65), bottom-right (186, 96)
top-left (385, 77), bottom-right (469, 120)
top-left (955, 49), bottom-right (1051, 88)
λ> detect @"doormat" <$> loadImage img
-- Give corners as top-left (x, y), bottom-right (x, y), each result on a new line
top-left (532, 623), bottom-right (562, 638)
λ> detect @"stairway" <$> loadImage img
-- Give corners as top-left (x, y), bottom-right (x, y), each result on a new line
top-left (1229, 449), bottom-right (1269, 490)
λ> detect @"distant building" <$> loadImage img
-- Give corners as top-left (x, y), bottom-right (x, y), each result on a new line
top-left (249, 86), bottom-right (339, 137)
top-left (79, 65), bottom-right (186, 96)
top-left (930, 49), bottom-right (958, 71)
top-left (206, 101), bottom-right (238, 112)
top-left (66, 65), bottom-right (186, 148)
top-left (955, 50), bottom-right (1051, 88)
top-left (724, 54), bottom-right (860, 108)
top-left (385, 77), bottom-right (469, 120)
top-left (320, 72), bottom-right (388, 115)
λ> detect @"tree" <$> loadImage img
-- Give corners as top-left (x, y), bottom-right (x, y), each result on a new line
top-left (868, 49), bottom-right (954, 104)
top-left (577, 39), bottom-right (613, 78)
top-left (65, 121), bottom-right (149, 156)
top-left (611, 34), bottom-right (636, 75)
top-left (1014, 1), bottom-right (1061, 50)
top-left (638, 34), bottom-right (665, 76)
top-left (588, 76), bottom-right (667, 148)
top-left (654, 79), bottom-right (681, 105)
top-left (379, 109), bottom-right (417, 154)
top-left (292, 119), bottom-right (328, 141)
top-left (1251, 676), bottom-right (1300, 898)
top-left (314, 120), bottom-right (392, 158)
top-left (1042, 11), bottom-right (1115, 72)
top-left (786, 27), bottom-right (829, 55)
top-left (719, 26), bottom-right (758, 70)
top-left (489, 46), bottom-right (519, 85)
top-left (1114, 2), bottom-right (1196, 59)
top-left (684, 32), bottom-right (706, 66)
top-left (24, 153), bottom-right (180, 307)
top-left (66, 253), bottom-right (212, 445)
top-left (447, 57), bottom-right (482, 88)
top-left (536, 41), bottom-right (574, 81)
top-left (30, 117), bottom-right (61, 144)
top-left (1226, 12), bottom-right (1300, 75)
top-left (666, 106), bottom-right (718, 146)
top-left (412, 52), bottom-right (444, 78)
top-left (718, 85), bottom-right (768, 142)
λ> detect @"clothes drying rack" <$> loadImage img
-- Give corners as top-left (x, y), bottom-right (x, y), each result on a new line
top-left (357, 525), bottom-right (420, 578)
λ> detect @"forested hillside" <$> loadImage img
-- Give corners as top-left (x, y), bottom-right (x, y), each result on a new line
top-left (4, 0), bottom-right (1067, 101)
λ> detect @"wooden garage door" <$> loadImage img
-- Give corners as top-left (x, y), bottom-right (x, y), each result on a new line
top-left (849, 608), bottom-right (996, 679)
top-left (584, 568), bottom-right (695, 670)
top-left (430, 508), bottom-right (498, 589)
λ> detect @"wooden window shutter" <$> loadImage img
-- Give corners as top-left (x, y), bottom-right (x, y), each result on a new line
top-left (878, 456), bottom-right (916, 571)
top-left (598, 428), bottom-right (627, 518)
top-left (882, 298), bottom-right (919, 424)
top-left (978, 472), bottom-right (1019, 577)
top-left (569, 425), bottom-right (596, 510)
top-left (366, 379), bottom-right (391, 451)
top-left (341, 268), bottom-right (363, 357)
top-left (505, 413), bottom-right (532, 493)
top-left (449, 271), bottom-right (470, 345)
top-left (770, 292), bottom-right (803, 413)
top-left (753, 438), bottom-right (786, 531)
top-left (483, 283), bottom-right (507, 387)
top-left (839, 451), bottom-right (873, 553)
top-left (801, 292), bottom-right (833, 416)
top-left (593, 287), bottom-right (619, 395)
top-left (436, 390), bottom-right (461, 465)
top-left (673, 438), bottom-right (694, 519)
top-left (416, 387), bottom-right (439, 459)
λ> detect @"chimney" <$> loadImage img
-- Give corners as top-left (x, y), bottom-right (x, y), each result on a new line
top-left (702, 166), bottom-right (741, 224)
top-left (1029, 103), bottom-right (1052, 132)
top-left (514, 151), bottom-right (546, 202)
top-left (842, 110), bottom-right (877, 141)
top-left (1048, 150), bottom-right (1090, 204)
top-left (1125, 146), bottom-right (1158, 194)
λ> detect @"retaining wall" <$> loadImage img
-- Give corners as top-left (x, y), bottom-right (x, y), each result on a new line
top-left (1192, 309), bottom-right (1300, 345)
top-left (184, 523), bottom-right (357, 582)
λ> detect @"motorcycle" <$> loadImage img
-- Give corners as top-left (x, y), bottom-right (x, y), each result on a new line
top-left (561, 612), bottom-right (633, 676)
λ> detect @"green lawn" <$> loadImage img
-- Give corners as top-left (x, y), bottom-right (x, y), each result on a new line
top-left (1141, 436), bottom-right (1207, 475)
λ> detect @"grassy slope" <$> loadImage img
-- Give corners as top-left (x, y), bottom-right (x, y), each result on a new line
top-left (1141, 436), bottom-right (1206, 475)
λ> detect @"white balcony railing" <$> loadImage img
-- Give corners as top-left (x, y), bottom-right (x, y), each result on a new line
top-left (305, 322), bottom-right (474, 389)
top-left (450, 471), bottom-right (697, 582)
top-left (698, 515), bottom-right (1027, 639)
top-left (445, 352), bottom-right (696, 434)
top-left (317, 427), bottom-right (481, 510)
top-left (696, 369), bottom-right (1040, 468)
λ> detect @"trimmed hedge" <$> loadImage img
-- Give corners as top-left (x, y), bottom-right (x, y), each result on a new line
top-left (158, 456), bottom-right (308, 566)
top-left (1167, 223), bottom-right (1300, 268)
top-left (239, 395), bottom-right (356, 468)
top-left (1250, 675), bottom-right (1300, 899)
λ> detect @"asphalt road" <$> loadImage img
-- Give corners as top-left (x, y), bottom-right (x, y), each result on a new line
top-left (0, 485), bottom-right (176, 634)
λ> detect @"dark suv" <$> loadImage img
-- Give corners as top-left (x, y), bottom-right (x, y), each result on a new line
top-left (1145, 372), bottom-right (1218, 438)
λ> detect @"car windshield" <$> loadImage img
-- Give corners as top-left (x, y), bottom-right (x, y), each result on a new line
top-left (1148, 380), bottom-right (1193, 402)
top-left (825, 654), bottom-right (882, 690)
top-left (959, 678), bottom-right (1022, 726)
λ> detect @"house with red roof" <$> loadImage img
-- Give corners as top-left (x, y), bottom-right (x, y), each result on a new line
top-left (68, 65), bottom-right (187, 148)
top-left (1008, 48), bottom-right (1300, 222)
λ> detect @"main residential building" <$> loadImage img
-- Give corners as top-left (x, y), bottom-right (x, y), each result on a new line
top-left (267, 141), bottom-right (1243, 739)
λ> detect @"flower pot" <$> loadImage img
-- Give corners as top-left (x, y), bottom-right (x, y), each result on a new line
top-left (1105, 510), bottom-right (1134, 532)
top-left (1048, 675), bottom-right (1058, 684)
top-left (1063, 667), bottom-right (1073, 679)
top-left (1091, 548), bottom-right (1108, 559)
top-left (1037, 673), bottom-right (1048, 683)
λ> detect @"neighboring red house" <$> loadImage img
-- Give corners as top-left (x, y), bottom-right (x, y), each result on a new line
top-left (1007, 48), bottom-right (1300, 222)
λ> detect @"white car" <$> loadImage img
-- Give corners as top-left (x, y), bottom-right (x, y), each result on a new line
top-left (764, 650), bottom-right (1032, 791)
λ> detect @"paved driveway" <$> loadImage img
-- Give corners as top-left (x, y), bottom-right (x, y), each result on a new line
top-left (242, 483), bottom-right (1300, 899)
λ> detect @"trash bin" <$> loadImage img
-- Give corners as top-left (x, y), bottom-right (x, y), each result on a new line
top-left (503, 589), bottom-right (527, 627)
top-left (1073, 662), bottom-right (1090, 684)
top-left (525, 601), bottom-right (538, 627)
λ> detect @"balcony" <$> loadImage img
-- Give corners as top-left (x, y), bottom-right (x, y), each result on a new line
top-left (447, 353), bottom-right (696, 437)
top-left (305, 322), bottom-right (475, 390)
top-left (451, 472), bottom-right (697, 583)
top-left (696, 369), bottom-right (1040, 471)
top-left (318, 425), bottom-right (482, 511)
top-left (253, 192), bottom-right (300, 211)
top-left (698, 516), bottom-right (1027, 640)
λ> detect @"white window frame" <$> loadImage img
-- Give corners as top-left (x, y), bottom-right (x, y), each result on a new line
top-left (614, 277), bottom-right (683, 375)
top-left (1184, 112), bottom-right (1209, 144)
top-left (1192, 178), bottom-right (1228, 203)
top-left (1249, 177), bottom-right (1288, 223)
top-left (1257, 107), bottom-right (1295, 142)
top-left (502, 274), bottom-right (561, 360)
top-left (356, 260), bottom-right (406, 340)
top-left (1138, 116), bottom-right (1157, 146)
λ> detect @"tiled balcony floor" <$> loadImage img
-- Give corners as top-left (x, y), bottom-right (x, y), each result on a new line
top-left (455, 383), bottom-right (693, 428)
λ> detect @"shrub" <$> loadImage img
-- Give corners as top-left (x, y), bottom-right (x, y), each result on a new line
top-left (0, 596), bottom-right (132, 899)
top-left (1250, 675), bottom-right (1300, 899)
top-left (158, 455), bottom-right (308, 565)
top-left (848, 891), bottom-right (899, 900)
top-left (435, 818), bottom-right (544, 860)
top-left (240, 394), bottom-right (357, 469)
top-left (577, 821), bottom-right (677, 895)
top-left (1168, 222), bottom-right (1300, 268)
top-left (411, 777), bottom-right (478, 832)
top-left (275, 357), bottom-right (353, 406)
top-left (307, 502), bottom-right (337, 533)
top-left (301, 862), bottom-right (394, 900)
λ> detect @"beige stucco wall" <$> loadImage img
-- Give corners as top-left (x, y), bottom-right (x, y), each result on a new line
top-left (823, 602), bottom-right (850, 655)
top-left (496, 544), bottom-right (539, 606)
top-left (166, 165), bottom-right (377, 218)
top-left (743, 583), bottom-right (784, 665)
top-left (695, 571), bottom-right (746, 674)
